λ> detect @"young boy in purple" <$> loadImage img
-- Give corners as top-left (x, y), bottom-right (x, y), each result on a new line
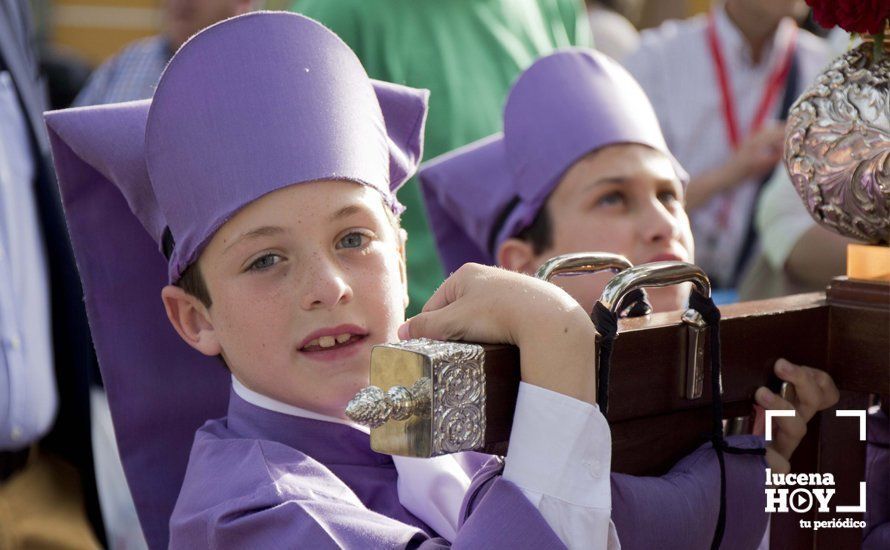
top-left (420, 49), bottom-right (840, 549)
top-left (45, 12), bottom-right (625, 549)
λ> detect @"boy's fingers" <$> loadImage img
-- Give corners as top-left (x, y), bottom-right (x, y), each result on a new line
top-left (774, 359), bottom-right (820, 421)
top-left (771, 417), bottom-right (808, 461)
top-left (759, 361), bottom-right (838, 467)
top-left (421, 276), bottom-right (455, 314)
top-left (751, 404), bottom-right (765, 437)
top-left (400, 305), bottom-right (464, 342)
top-left (421, 263), bottom-right (483, 314)
top-left (399, 312), bottom-right (434, 341)
top-left (760, 390), bottom-right (807, 460)
top-left (810, 367), bottom-right (840, 409)
top-left (765, 447), bottom-right (791, 475)
top-left (775, 359), bottom-right (840, 420)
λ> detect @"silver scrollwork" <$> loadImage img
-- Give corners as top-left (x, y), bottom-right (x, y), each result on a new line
top-left (438, 406), bottom-right (484, 454)
top-left (433, 356), bottom-right (486, 453)
top-left (424, 342), bottom-right (486, 454)
top-left (784, 41), bottom-right (890, 244)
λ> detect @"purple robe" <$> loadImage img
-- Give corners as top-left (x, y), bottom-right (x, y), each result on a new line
top-left (172, 387), bottom-right (768, 549)
top-left (170, 389), bottom-right (566, 548)
top-left (611, 436), bottom-right (768, 549)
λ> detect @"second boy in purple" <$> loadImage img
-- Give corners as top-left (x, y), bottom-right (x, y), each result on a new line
top-left (421, 49), bottom-right (840, 549)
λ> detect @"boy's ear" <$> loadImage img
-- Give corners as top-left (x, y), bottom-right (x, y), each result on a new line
top-left (497, 238), bottom-right (537, 274)
top-left (160, 285), bottom-right (222, 357)
top-left (398, 228), bottom-right (409, 309)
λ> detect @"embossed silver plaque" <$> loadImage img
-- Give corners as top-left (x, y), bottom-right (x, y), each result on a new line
top-left (346, 338), bottom-right (487, 457)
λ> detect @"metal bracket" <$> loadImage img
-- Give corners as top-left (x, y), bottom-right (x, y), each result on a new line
top-left (598, 261), bottom-right (712, 402)
top-left (681, 308), bottom-right (706, 400)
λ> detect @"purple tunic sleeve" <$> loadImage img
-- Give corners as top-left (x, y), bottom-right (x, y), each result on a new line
top-left (610, 435), bottom-right (768, 550)
top-left (170, 438), bottom-right (565, 549)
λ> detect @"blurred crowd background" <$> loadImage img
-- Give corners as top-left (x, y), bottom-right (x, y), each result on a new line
top-left (30, 1), bottom-right (831, 105)
top-left (35, 1), bottom-right (707, 72)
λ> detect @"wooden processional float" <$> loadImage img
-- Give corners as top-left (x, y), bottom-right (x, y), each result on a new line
top-left (345, 252), bottom-right (887, 549)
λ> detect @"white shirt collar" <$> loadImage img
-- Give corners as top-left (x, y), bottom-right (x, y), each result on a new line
top-left (231, 375), bottom-right (370, 434)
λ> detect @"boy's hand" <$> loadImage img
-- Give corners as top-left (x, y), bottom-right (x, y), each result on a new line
top-left (399, 263), bottom-right (598, 405)
top-left (753, 359), bottom-right (840, 473)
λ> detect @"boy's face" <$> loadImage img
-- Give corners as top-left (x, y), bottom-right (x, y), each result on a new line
top-left (499, 144), bottom-right (694, 313)
top-left (163, 181), bottom-right (407, 418)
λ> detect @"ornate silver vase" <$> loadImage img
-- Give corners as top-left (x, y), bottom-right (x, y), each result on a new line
top-left (784, 38), bottom-right (890, 245)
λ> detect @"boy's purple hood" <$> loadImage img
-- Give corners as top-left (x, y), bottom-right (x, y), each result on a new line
top-left (44, 12), bottom-right (428, 549)
top-left (419, 49), bottom-right (687, 273)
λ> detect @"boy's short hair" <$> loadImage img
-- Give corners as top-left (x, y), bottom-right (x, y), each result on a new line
top-left (176, 196), bottom-right (403, 308)
top-left (178, 262), bottom-right (212, 307)
top-left (515, 203), bottom-right (553, 255)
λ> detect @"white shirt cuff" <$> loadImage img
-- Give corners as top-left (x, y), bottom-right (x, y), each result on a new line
top-left (502, 382), bottom-right (615, 549)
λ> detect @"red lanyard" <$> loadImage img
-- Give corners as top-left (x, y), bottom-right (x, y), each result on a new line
top-left (706, 10), bottom-right (797, 233)
top-left (706, 10), bottom-right (797, 150)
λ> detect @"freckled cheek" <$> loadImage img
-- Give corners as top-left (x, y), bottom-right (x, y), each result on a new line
top-left (352, 252), bottom-right (405, 326)
top-left (361, 255), bottom-right (399, 298)
top-left (214, 286), bottom-right (294, 352)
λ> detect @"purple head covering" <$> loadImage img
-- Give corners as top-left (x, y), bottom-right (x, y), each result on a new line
top-left (421, 48), bottom-right (686, 273)
top-left (44, 12), bottom-right (428, 549)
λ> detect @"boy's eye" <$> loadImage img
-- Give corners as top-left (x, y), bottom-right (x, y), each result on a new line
top-left (595, 191), bottom-right (625, 208)
top-left (248, 253), bottom-right (282, 271)
top-left (337, 231), bottom-right (369, 249)
top-left (658, 190), bottom-right (680, 206)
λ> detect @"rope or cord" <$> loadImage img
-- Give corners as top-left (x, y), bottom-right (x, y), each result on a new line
top-left (594, 290), bottom-right (765, 550)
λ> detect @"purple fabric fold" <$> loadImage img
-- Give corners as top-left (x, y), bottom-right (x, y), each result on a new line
top-left (47, 116), bottom-right (231, 549)
top-left (611, 435), bottom-right (768, 550)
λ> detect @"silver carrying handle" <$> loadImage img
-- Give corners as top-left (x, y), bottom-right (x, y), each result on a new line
top-left (535, 252), bottom-right (633, 282)
top-left (597, 261), bottom-right (712, 400)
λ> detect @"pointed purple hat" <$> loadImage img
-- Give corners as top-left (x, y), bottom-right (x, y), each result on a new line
top-left (420, 48), bottom-right (686, 273)
top-left (45, 12), bottom-right (428, 549)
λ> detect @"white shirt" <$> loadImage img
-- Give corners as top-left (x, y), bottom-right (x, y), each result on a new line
top-left (623, 2), bottom-right (829, 286)
top-left (233, 376), bottom-right (618, 549)
top-left (0, 70), bottom-right (55, 450)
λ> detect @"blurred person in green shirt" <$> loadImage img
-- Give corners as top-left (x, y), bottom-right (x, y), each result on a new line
top-left (292, 0), bottom-right (591, 315)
